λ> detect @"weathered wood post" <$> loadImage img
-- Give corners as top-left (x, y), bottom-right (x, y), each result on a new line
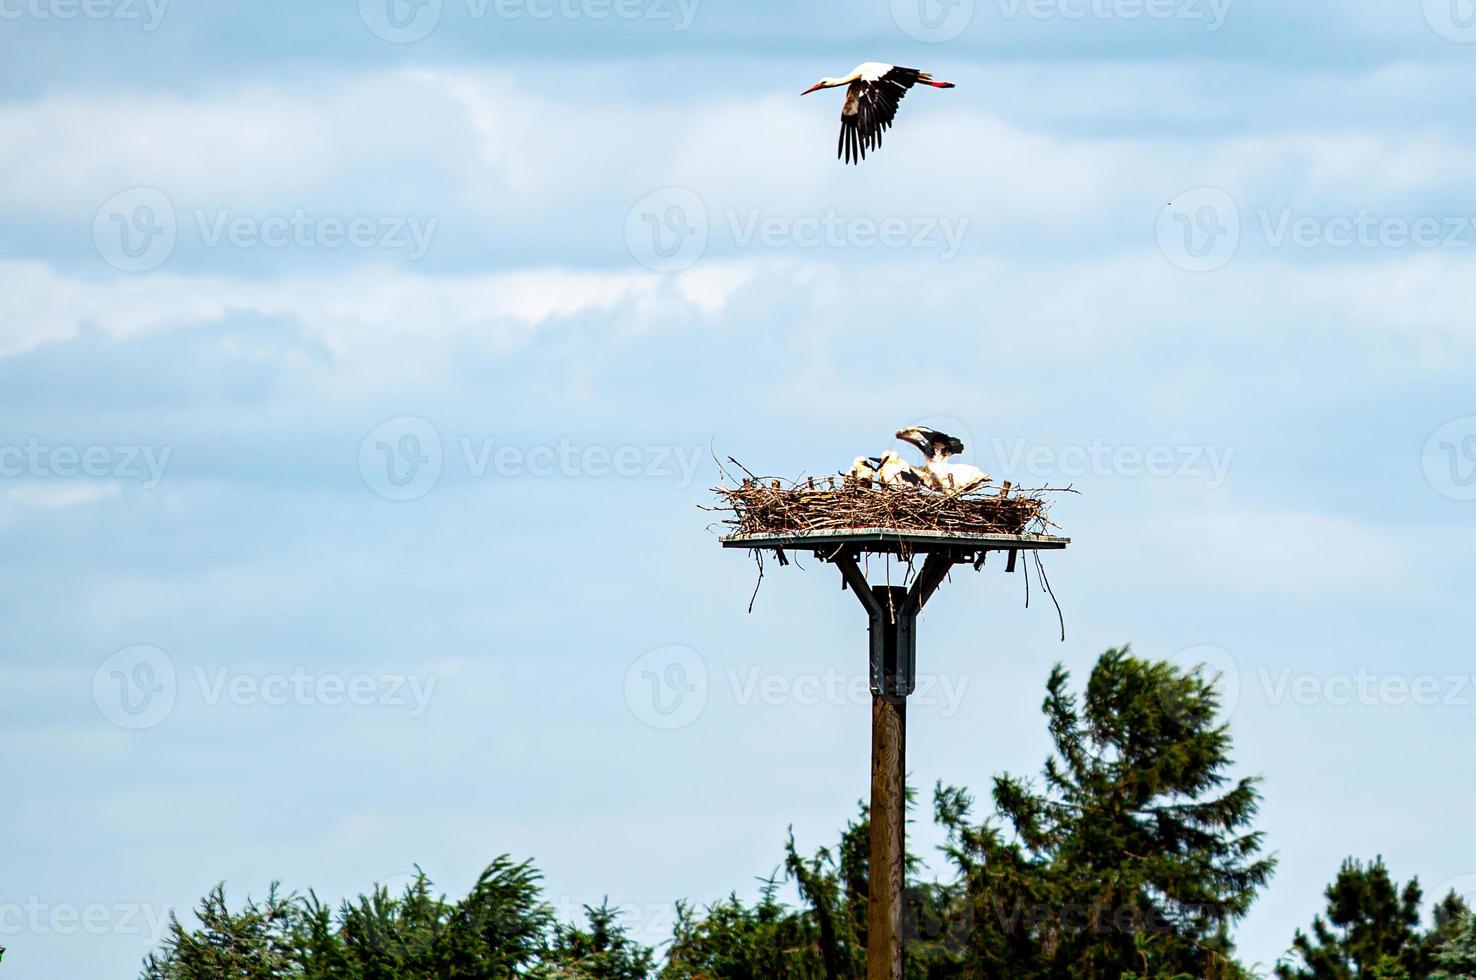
top-left (870, 691), bottom-right (905, 978)
top-left (721, 529), bottom-right (1068, 980)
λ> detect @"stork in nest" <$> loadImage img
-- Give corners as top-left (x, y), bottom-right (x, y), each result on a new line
top-left (845, 452), bottom-right (924, 488)
top-left (896, 425), bottom-right (991, 492)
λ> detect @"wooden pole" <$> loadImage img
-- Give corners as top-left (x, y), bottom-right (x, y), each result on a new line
top-left (721, 538), bottom-right (1070, 980)
top-left (831, 552), bottom-right (956, 980)
top-left (868, 692), bottom-right (906, 980)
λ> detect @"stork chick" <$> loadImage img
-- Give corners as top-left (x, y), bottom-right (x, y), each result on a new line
top-left (846, 455), bottom-right (882, 484)
top-left (875, 450), bottom-right (924, 488)
top-left (895, 425), bottom-right (990, 493)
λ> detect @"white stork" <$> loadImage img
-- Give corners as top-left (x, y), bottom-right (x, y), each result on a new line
top-left (896, 425), bottom-right (990, 493)
top-left (846, 455), bottom-right (881, 483)
top-left (801, 63), bottom-right (955, 164)
top-left (875, 450), bottom-right (924, 487)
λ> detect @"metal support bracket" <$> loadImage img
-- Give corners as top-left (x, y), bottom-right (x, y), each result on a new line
top-left (831, 550), bottom-right (956, 698)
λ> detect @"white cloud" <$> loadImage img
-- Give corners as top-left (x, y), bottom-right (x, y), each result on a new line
top-left (4, 64), bottom-right (1475, 239)
top-left (2, 482), bottom-right (120, 510)
top-left (0, 258), bottom-right (761, 378)
top-left (5, 242), bottom-right (1476, 386)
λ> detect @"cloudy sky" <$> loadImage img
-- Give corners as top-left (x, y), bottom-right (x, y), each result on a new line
top-left (4, 0), bottom-right (1476, 976)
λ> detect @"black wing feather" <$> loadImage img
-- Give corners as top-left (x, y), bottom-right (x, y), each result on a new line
top-left (834, 66), bottom-right (926, 165)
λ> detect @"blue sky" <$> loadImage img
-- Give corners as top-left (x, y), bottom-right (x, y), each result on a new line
top-left (4, 0), bottom-right (1476, 976)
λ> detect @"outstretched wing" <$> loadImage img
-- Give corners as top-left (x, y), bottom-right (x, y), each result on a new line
top-left (935, 432), bottom-right (966, 456)
top-left (837, 66), bottom-right (923, 164)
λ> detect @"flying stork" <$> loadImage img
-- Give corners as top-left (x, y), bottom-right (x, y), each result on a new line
top-left (896, 425), bottom-right (991, 492)
top-left (801, 63), bottom-right (956, 164)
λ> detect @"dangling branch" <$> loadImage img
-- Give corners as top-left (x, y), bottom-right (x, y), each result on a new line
top-left (746, 548), bottom-right (765, 614)
top-left (1033, 551), bottom-right (1065, 641)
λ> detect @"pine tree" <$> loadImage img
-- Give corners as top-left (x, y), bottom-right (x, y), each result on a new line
top-left (937, 647), bottom-right (1274, 979)
top-left (661, 878), bottom-right (822, 979)
top-left (142, 883), bottom-right (299, 979)
top-left (140, 857), bottom-right (651, 980)
top-left (535, 900), bottom-right (656, 979)
top-left (1274, 858), bottom-right (1472, 979)
top-left (1431, 912), bottom-right (1476, 980)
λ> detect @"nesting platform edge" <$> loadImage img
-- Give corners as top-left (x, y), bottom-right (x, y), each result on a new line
top-left (719, 528), bottom-right (1070, 555)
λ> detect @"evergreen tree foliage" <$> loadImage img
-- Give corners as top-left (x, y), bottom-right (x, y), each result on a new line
top-left (142, 858), bottom-right (640, 980)
top-left (668, 647), bottom-right (1273, 979)
top-left (1431, 911), bottom-right (1476, 980)
top-left (934, 647), bottom-right (1274, 979)
top-left (138, 648), bottom-right (1290, 980)
top-left (1275, 859), bottom-right (1471, 980)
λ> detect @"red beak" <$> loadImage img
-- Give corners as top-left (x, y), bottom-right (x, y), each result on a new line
top-left (801, 83), bottom-right (825, 95)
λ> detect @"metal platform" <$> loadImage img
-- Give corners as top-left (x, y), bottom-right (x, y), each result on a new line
top-left (720, 527), bottom-right (1070, 556)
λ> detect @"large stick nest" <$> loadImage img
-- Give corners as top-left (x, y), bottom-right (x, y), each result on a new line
top-left (711, 471), bottom-right (1057, 538)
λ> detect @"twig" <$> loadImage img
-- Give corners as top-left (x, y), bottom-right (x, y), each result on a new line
top-left (727, 456), bottom-right (759, 481)
top-left (1033, 552), bottom-right (1065, 642)
top-left (746, 548), bottom-right (765, 614)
